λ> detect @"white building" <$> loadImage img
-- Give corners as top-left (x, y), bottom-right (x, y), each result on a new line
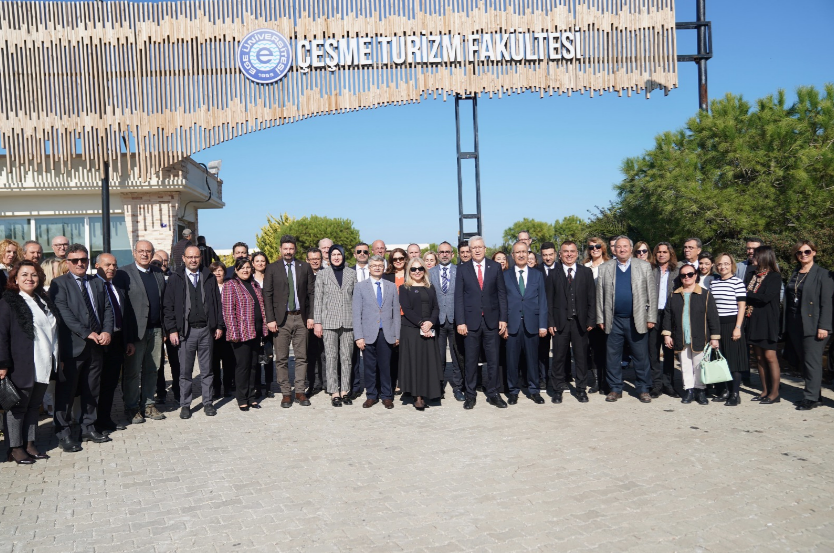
top-left (0, 155), bottom-right (224, 266)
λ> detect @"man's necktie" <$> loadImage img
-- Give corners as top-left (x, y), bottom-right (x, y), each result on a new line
top-left (477, 263), bottom-right (483, 290)
top-left (77, 277), bottom-right (101, 333)
top-left (441, 267), bottom-right (449, 293)
top-left (361, 267), bottom-right (366, 281)
top-left (376, 281), bottom-right (383, 307)
top-left (191, 272), bottom-right (199, 288)
top-left (287, 262), bottom-right (296, 311)
top-left (105, 281), bottom-right (123, 329)
top-left (518, 270), bottom-right (525, 295)
top-left (567, 267), bottom-right (574, 285)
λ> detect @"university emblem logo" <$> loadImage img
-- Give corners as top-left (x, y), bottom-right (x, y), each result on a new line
top-left (238, 29), bottom-right (293, 83)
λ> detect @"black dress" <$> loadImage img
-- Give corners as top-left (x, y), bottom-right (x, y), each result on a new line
top-left (745, 271), bottom-right (782, 350)
top-left (398, 286), bottom-right (442, 399)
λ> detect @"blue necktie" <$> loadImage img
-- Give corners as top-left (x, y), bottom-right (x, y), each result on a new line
top-left (376, 281), bottom-right (383, 307)
top-left (441, 267), bottom-right (449, 293)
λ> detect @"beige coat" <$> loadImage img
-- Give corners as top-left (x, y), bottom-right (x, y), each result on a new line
top-left (595, 258), bottom-right (658, 334)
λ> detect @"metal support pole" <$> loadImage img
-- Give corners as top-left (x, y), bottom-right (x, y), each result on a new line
top-left (696, 0), bottom-right (708, 111)
top-left (455, 95), bottom-right (482, 240)
top-left (101, 161), bottom-right (111, 253)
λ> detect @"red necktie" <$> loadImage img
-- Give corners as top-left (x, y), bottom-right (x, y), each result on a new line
top-left (477, 263), bottom-right (483, 290)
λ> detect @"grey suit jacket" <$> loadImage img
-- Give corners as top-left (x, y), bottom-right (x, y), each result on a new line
top-left (596, 258), bottom-right (657, 334)
top-left (429, 263), bottom-right (456, 324)
top-left (49, 273), bottom-right (114, 360)
top-left (313, 266), bottom-right (356, 329)
top-left (114, 263), bottom-right (166, 342)
top-left (352, 278), bottom-right (401, 344)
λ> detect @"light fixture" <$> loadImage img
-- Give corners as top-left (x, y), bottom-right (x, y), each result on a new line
top-left (207, 159), bottom-right (222, 175)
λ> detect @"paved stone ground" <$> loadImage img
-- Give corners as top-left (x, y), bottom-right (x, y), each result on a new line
top-left (2, 361), bottom-right (834, 553)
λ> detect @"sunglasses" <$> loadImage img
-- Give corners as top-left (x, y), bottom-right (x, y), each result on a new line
top-left (355, 249), bottom-right (369, 254)
top-left (797, 249), bottom-right (813, 256)
top-left (588, 244), bottom-right (603, 250)
top-left (680, 272), bottom-right (696, 279)
top-left (67, 257), bottom-right (89, 264)
top-left (409, 266), bottom-right (425, 273)
top-left (636, 249), bottom-right (648, 254)
top-left (392, 257), bottom-right (406, 262)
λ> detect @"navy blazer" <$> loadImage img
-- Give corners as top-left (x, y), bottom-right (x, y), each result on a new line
top-left (453, 259), bottom-right (508, 331)
top-left (503, 266), bottom-right (548, 335)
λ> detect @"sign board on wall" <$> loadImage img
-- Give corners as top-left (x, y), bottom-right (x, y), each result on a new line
top-left (0, 0), bottom-right (677, 178)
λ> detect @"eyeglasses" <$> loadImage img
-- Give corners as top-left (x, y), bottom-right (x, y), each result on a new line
top-left (409, 267), bottom-right (425, 273)
top-left (67, 257), bottom-right (89, 264)
top-left (392, 257), bottom-right (406, 262)
top-left (588, 244), bottom-right (603, 250)
top-left (797, 249), bottom-right (813, 256)
top-left (636, 249), bottom-right (648, 254)
top-left (355, 249), bottom-right (369, 255)
top-left (680, 272), bottom-right (696, 279)
top-left (438, 250), bottom-right (453, 254)
top-left (53, 243), bottom-right (69, 248)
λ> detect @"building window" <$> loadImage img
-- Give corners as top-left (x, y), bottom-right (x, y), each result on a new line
top-left (90, 216), bottom-right (132, 268)
top-left (35, 217), bottom-right (87, 251)
top-left (0, 218), bottom-right (31, 243)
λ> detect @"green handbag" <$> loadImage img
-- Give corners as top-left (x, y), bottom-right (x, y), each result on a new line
top-left (700, 344), bottom-right (732, 384)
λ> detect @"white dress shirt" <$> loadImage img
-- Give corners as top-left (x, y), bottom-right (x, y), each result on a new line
top-left (356, 264), bottom-right (369, 282)
top-left (369, 276), bottom-right (383, 301)
top-left (514, 265), bottom-right (528, 288)
top-left (562, 263), bottom-right (577, 278)
top-left (617, 258), bottom-right (632, 272)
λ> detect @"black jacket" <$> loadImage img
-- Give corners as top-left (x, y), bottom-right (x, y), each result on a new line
top-left (661, 285), bottom-right (721, 353)
top-left (399, 285), bottom-right (439, 328)
top-left (0, 290), bottom-right (62, 389)
top-left (546, 263), bottom-right (596, 330)
top-left (162, 267), bottom-right (223, 336)
top-left (783, 264), bottom-right (833, 337)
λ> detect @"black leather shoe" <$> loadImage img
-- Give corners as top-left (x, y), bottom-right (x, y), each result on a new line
top-left (588, 384), bottom-right (599, 394)
top-left (663, 386), bottom-right (681, 398)
top-left (797, 399), bottom-right (821, 410)
top-left (265, 390), bottom-right (275, 398)
top-left (649, 390), bottom-right (661, 399)
top-left (342, 396), bottom-right (353, 406)
top-left (507, 395), bottom-right (518, 405)
top-left (57, 436), bottom-right (82, 452)
top-left (7, 449), bottom-right (36, 464)
top-left (453, 390), bottom-right (466, 402)
top-left (681, 389), bottom-right (694, 404)
top-left (80, 431), bottom-right (112, 443)
top-left (463, 398), bottom-right (476, 410)
top-left (724, 394), bottom-right (740, 406)
top-left (551, 391), bottom-right (563, 404)
top-left (712, 389), bottom-right (730, 402)
top-left (331, 397), bottom-right (342, 407)
top-left (695, 390), bottom-right (709, 405)
top-left (487, 395), bottom-right (508, 408)
top-left (530, 393), bottom-right (545, 404)
top-left (179, 406), bottom-right (192, 419)
top-left (204, 404), bottom-right (217, 416)
top-left (576, 390), bottom-right (589, 403)
top-left (759, 396), bottom-right (781, 404)
top-left (249, 402), bottom-right (262, 409)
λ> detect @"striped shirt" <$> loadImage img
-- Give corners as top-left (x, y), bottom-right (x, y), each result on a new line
top-left (709, 276), bottom-right (746, 317)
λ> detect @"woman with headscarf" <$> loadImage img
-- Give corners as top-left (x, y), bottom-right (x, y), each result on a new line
top-left (313, 245), bottom-right (357, 407)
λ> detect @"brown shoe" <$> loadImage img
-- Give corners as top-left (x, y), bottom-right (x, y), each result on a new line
top-left (639, 393), bottom-right (652, 403)
top-left (363, 398), bottom-right (379, 409)
top-left (605, 392), bottom-right (623, 402)
top-left (281, 395), bottom-right (293, 408)
top-left (144, 405), bottom-right (166, 420)
top-left (382, 399), bottom-right (394, 409)
top-left (294, 393), bottom-right (311, 406)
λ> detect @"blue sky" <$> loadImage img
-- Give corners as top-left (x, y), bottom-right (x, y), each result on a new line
top-left (195, 0), bottom-right (834, 250)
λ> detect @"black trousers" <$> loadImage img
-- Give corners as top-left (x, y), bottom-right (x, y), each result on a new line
top-left (306, 329), bottom-right (325, 392)
top-left (232, 338), bottom-right (262, 406)
top-left (351, 344), bottom-right (363, 394)
top-left (463, 317), bottom-right (501, 398)
top-left (54, 342), bottom-right (103, 438)
top-left (157, 337), bottom-right (181, 401)
top-left (588, 327), bottom-right (608, 393)
top-left (211, 338), bottom-right (236, 395)
top-left (787, 318), bottom-right (828, 402)
top-left (436, 321), bottom-right (465, 392)
top-left (537, 335), bottom-right (551, 391)
top-left (96, 332), bottom-right (125, 431)
top-left (648, 309), bottom-right (676, 392)
top-left (258, 332), bottom-right (275, 391)
top-left (551, 319), bottom-right (590, 390)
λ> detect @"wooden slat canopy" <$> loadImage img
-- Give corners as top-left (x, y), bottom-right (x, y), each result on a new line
top-left (0, 0), bottom-right (677, 179)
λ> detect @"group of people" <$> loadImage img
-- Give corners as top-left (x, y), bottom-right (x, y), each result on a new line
top-left (0, 229), bottom-right (831, 465)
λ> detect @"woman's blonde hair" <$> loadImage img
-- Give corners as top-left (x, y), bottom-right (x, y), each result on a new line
top-left (0, 238), bottom-right (21, 267)
top-left (403, 257), bottom-right (431, 288)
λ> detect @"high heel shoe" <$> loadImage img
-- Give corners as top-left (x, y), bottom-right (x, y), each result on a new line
top-left (7, 449), bottom-right (36, 465)
top-left (26, 448), bottom-right (49, 460)
top-left (759, 396), bottom-right (781, 404)
top-left (249, 403), bottom-right (262, 409)
top-left (239, 405), bottom-right (250, 411)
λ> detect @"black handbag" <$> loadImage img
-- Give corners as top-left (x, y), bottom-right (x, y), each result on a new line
top-left (0, 377), bottom-right (22, 410)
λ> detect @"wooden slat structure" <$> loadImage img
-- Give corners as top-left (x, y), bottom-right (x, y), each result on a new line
top-left (0, 0), bottom-right (677, 179)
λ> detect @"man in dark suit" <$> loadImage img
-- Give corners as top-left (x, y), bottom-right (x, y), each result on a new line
top-left (503, 241), bottom-right (548, 405)
top-left (163, 246), bottom-right (224, 419)
top-left (50, 244), bottom-right (114, 451)
top-left (263, 235), bottom-right (315, 408)
top-left (94, 253), bottom-right (135, 434)
top-left (429, 241), bottom-right (466, 401)
top-left (535, 241), bottom-right (558, 390)
top-left (454, 236), bottom-right (508, 409)
top-left (115, 240), bottom-right (167, 424)
top-left (547, 241), bottom-right (597, 403)
top-left (305, 248), bottom-right (325, 394)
